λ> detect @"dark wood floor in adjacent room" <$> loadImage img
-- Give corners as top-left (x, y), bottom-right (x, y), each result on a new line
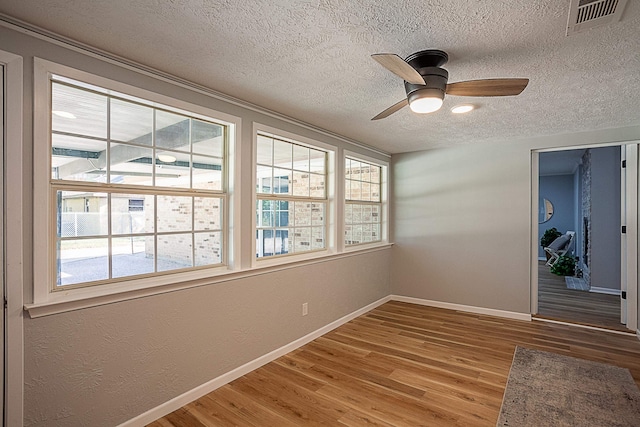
top-left (148, 301), bottom-right (640, 427)
top-left (536, 260), bottom-right (626, 331)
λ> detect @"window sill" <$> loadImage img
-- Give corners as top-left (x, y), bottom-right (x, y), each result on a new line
top-left (24, 243), bottom-right (393, 318)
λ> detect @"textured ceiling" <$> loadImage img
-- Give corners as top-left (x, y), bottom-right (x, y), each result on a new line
top-left (1, 0), bottom-right (639, 154)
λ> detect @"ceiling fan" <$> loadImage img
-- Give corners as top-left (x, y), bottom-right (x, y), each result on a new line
top-left (371, 49), bottom-right (529, 120)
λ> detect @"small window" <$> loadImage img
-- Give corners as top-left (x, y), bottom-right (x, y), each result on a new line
top-left (345, 157), bottom-right (383, 245)
top-left (255, 133), bottom-right (328, 258)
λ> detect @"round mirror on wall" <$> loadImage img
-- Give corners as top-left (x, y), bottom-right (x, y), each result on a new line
top-left (539, 198), bottom-right (554, 223)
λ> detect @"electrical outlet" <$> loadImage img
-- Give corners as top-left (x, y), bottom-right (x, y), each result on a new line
top-left (302, 302), bottom-right (308, 316)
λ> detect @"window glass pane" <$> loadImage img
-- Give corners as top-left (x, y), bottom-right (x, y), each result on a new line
top-left (372, 204), bottom-right (381, 222)
top-left (350, 180), bottom-right (361, 201)
top-left (111, 193), bottom-right (154, 234)
top-left (311, 203), bottom-right (324, 226)
top-left (257, 135), bottom-right (273, 165)
top-left (58, 191), bottom-right (108, 237)
top-left (293, 145), bottom-right (309, 172)
top-left (362, 205), bottom-right (373, 223)
top-left (258, 199), bottom-right (275, 227)
top-left (310, 149), bottom-right (325, 174)
top-left (154, 151), bottom-right (191, 189)
top-left (157, 195), bottom-right (192, 232)
top-left (275, 200), bottom-right (289, 227)
top-left (194, 197), bottom-right (222, 231)
top-left (293, 202), bottom-right (311, 226)
top-left (258, 229), bottom-right (275, 257)
top-left (110, 143), bottom-right (153, 186)
top-left (372, 223), bottom-right (381, 241)
top-left (360, 163), bottom-right (371, 183)
top-left (272, 170), bottom-right (291, 194)
top-left (52, 134), bottom-right (107, 182)
top-left (371, 183), bottom-right (381, 202)
top-left (274, 229), bottom-right (289, 255)
top-left (352, 204), bottom-right (362, 223)
top-left (52, 82), bottom-right (107, 139)
top-left (157, 233), bottom-right (193, 271)
top-left (156, 110), bottom-right (190, 152)
top-left (345, 202), bottom-right (382, 246)
top-left (293, 227), bottom-right (311, 252)
top-left (112, 236), bottom-right (154, 277)
top-left (292, 171), bottom-right (310, 197)
top-left (310, 173), bottom-right (325, 198)
top-left (362, 224), bottom-right (373, 243)
top-left (352, 224), bottom-right (362, 244)
top-left (345, 204), bottom-right (352, 224)
top-left (192, 154), bottom-right (223, 191)
top-left (58, 238), bottom-right (109, 286)
top-left (192, 119), bottom-right (224, 157)
top-left (273, 139), bottom-right (292, 169)
top-left (361, 182), bottom-right (371, 202)
top-left (371, 164), bottom-right (381, 184)
top-left (348, 160), bottom-right (361, 180)
top-left (110, 99), bottom-right (153, 145)
top-left (195, 232), bottom-right (222, 266)
top-left (312, 227), bottom-right (324, 250)
top-left (256, 165), bottom-right (272, 194)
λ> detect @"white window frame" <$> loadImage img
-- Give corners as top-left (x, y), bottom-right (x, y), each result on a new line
top-left (32, 58), bottom-right (241, 307)
top-left (343, 150), bottom-right (389, 250)
top-left (252, 123), bottom-right (336, 268)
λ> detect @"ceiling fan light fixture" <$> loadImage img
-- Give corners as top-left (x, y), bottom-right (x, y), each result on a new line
top-left (408, 88), bottom-right (444, 114)
top-left (451, 104), bottom-right (475, 114)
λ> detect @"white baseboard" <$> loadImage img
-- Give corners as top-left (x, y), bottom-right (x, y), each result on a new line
top-left (118, 295), bottom-right (391, 427)
top-left (589, 287), bottom-right (621, 296)
top-left (390, 295), bottom-right (532, 322)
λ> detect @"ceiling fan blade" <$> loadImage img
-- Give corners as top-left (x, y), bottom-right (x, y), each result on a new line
top-left (371, 54), bottom-right (425, 85)
top-left (371, 98), bottom-right (409, 120)
top-left (445, 78), bottom-right (529, 96)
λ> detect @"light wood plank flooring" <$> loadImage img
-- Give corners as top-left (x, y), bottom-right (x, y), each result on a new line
top-left (536, 260), bottom-right (626, 331)
top-left (149, 301), bottom-right (640, 427)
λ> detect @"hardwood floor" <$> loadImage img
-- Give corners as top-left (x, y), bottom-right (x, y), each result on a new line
top-left (149, 301), bottom-right (640, 427)
top-left (536, 260), bottom-right (627, 331)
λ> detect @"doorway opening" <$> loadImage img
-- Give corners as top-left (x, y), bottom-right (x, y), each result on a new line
top-left (532, 144), bottom-right (638, 333)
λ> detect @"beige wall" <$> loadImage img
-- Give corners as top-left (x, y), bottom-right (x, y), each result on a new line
top-left (391, 126), bottom-right (640, 315)
top-left (0, 25), bottom-right (391, 426)
top-left (24, 250), bottom-right (390, 426)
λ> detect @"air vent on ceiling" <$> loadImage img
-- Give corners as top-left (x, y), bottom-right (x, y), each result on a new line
top-left (566, 0), bottom-right (628, 35)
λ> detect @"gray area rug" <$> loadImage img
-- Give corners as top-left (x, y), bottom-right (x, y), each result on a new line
top-left (497, 346), bottom-right (640, 426)
top-left (565, 276), bottom-right (589, 291)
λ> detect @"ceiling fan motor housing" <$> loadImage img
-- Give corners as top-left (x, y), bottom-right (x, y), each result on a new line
top-left (404, 67), bottom-right (449, 101)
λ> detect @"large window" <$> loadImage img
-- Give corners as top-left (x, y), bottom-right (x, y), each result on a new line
top-left (345, 157), bottom-right (383, 245)
top-left (255, 133), bottom-right (328, 258)
top-left (48, 76), bottom-right (229, 289)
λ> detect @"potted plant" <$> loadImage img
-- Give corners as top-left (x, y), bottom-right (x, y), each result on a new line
top-left (551, 254), bottom-right (576, 276)
top-left (541, 227), bottom-right (562, 261)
